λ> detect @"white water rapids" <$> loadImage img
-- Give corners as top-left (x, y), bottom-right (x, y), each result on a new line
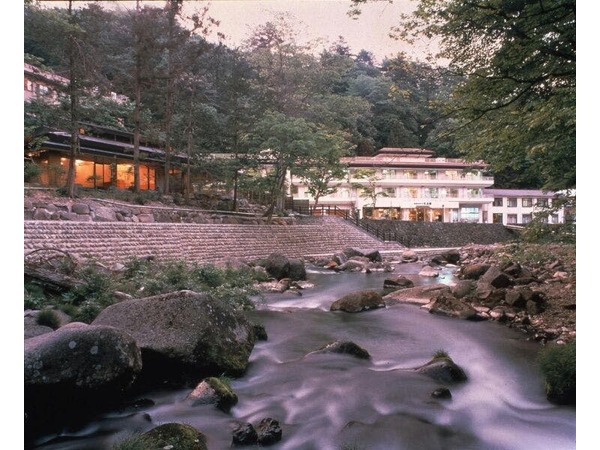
top-left (32, 263), bottom-right (576, 450)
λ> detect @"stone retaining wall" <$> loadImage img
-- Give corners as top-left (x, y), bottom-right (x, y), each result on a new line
top-left (24, 217), bottom-right (404, 266)
top-left (362, 219), bottom-right (519, 247)
top-left (24, 196), bottom-right (287, 225)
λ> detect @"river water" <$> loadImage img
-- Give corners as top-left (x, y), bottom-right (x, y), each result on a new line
top-left (31, 263), bottom-right (576, 450)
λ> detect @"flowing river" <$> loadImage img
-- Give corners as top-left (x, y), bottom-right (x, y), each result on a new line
top-left (31, 263), bottom-right (576, 450)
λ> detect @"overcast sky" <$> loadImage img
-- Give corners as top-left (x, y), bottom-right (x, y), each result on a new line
top-left (34, 0), bottom-right (430, 64)
top-left (187, 0), bottom-right (429, 63)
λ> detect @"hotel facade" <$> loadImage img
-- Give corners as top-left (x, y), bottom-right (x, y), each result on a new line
top-left (289, 148), bottom-right (571, 224)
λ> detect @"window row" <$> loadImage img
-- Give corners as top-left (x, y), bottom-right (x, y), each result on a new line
top-left (319, 187), bottom-right (483, 199)
top-left (492, 197), bottom-right (550, 207)
top-left (492, 213), bottom-right (560, 224)
top-left (361, 169), bottom-right (483, 181)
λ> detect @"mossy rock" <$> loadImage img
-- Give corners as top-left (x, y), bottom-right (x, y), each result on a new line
top-left (187, 377), bottom-right (238, 412)
top-left (142, 423), bottom-right (208, 450)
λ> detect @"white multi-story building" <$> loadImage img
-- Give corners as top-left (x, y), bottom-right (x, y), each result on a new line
top-left (484, 189), bottom-right (573, 225)
top-left (290, 147), bottom-right (495, 223)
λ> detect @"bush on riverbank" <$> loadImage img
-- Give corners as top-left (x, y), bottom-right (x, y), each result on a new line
top-left (538, 341), bottom-right (576, 405)
top-left (25, 256), bottom-right (263, 322)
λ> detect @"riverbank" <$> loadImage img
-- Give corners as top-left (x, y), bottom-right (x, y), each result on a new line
top-left (455, 243), bottom-right (575, 343)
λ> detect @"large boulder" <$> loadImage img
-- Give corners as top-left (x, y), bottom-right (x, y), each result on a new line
top-left (460, 264), bottom-right (490, 280)
top-left (383, 284), bottom-right (451, 306)
top-left (335, 258), bottom-right (369, 272)
top-left (288, 258), bottom-right (307, 281)
top-left (480, 265), bottom-right (513, 288)
top-left (24, 323), bottom-right (142, 438)
top-left (416, 355), bottom-right (468, 383)
top-left (142, 423), bottom-right (208, 450)
top-left (330, 290), bottom-right (385, 313)
top-left (425, 292), bottom-right (485, 321)
top-left (311, 341), bottom-right (371, 359)
top-left (383, 275), bottom-right (415, 291)
top-left (265, 253), bottom-right (290, 280)
top-left (92, 290), bottom-right (256, 385)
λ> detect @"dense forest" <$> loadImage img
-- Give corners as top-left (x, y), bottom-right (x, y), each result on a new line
top-left (24, 0), bottom-right (575, 199)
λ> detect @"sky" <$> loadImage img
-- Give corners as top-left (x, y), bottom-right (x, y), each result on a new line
top-left (182, 0), bottom-right (430, 63)
top-left (31, 0), bottom-right (431, 64)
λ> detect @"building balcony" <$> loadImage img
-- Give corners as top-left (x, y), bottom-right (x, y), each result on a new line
top-left (348, 176), bottom-right (494, 187)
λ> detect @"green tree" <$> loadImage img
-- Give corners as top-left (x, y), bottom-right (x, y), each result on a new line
top-left (293, 129), bottom-right (353, 210)
top-left (394, 0), bottom-right (575, 190)
top-left (351, 168), bottom-right (388, 214)
top-left (249, 112), bottom-right (342, 221)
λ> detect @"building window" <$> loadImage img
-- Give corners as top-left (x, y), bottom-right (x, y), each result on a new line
top-left (537, 198), bottom-right (549, 207)
top-left (522, 214), bottom-right (532, 224)
top-left (445, 170), bottom-right (459, 180)
top-left (446, 188), bottom-right (459, 198)
top-left (507, 214), bottom-right (518, 224)
top-left (382, 169), bottom-right (396, 179)
top-left (424, 170), bottom-right (437, 180)
top-left (402, 187), bottom-right (418, 198)
top-left (404, 170), bottom-right (417, 179)
top-left (551, 214), bottom-right (559, 224)
top-left (425, 188), bottom-right (439, 198)
top-left (507, 198), bottom-right (517, 207)
top-left (522, 198), bottom-right (533, 207)
top-left (383, 187), bottom-right (396, 197)
top-left (493, 197), bottom-right (503, 206)
top-left (492, 213), bottom-right (503, 224)
top-left (460, 207), bottom-right (480, 223)
top-left (466, 188), bottom-right (481, 198)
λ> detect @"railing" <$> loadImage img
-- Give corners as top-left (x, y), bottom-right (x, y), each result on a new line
top-left (305, 205), bottom-right (400, 242)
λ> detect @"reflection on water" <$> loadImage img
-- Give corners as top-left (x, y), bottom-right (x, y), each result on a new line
top-left (32, 264), bottom-right (576, 450)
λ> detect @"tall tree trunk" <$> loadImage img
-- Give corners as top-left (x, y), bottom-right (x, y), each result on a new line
top-left (163, 0), bottom-right (178, 195)
top-left (132, 0), bottom-right (142, 193)
top-left (66, 0), bottom-right (79, 198)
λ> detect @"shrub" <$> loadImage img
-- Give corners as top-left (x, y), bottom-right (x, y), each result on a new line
top-left (36, 309), bottom-right (60, 329)
top-left (432, 349), bottom-right (449, 359)
top-left (24, 282), bottom-right (47, 310)
top-left (24, 161), bottom-right (41, 182)
top-left (538, 341), bottom-right (576, 405)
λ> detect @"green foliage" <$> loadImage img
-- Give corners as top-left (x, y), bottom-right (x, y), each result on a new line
top-left (36, 309), bottom-right (61, 330)
top-left (26, 258), bottom-right (263, 321)
top-left (395, 0), bottom-right (576, 190)
top-left (24, 282), bottom-right (48, 310)
top-left (538, 341), bottom-right (576, 404)
top-left (521, 222), bottom-right (576, 245)
top-left (24, 161), bottom-right (41, 183)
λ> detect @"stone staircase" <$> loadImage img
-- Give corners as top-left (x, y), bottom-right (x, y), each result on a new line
top-left (24, 216), bottom-right (404, 266)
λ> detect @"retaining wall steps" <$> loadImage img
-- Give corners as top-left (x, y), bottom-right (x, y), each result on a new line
top-left (24, 217), bottom-right (404, 266)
